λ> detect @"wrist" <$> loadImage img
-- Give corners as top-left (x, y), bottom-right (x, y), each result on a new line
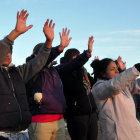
top-left (45, 40), bottom-right (52, 48)
top-left (86, 50), bottom-right (91, 57)
top-left (7, 29), bottom-right (21, 41)
top-left (58, 45), bottom-right (64, 52)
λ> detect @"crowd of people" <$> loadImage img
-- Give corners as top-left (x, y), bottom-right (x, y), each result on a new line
top-left (0, 9), bottom-right (140, 140)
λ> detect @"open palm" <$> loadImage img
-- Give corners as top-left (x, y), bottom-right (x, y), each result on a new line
top-left (43, 19), bottom-right (55, 42)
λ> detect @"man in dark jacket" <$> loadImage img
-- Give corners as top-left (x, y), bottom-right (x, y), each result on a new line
top-left (0, 9), bottom-right (54, 140)
top-left (56, 36), bottom-right (98, 140)
top-left (26, 28), bottom-right (72, 140)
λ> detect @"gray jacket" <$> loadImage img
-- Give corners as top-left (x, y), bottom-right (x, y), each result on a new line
top-left (92, 67), bottom-right (140, 140)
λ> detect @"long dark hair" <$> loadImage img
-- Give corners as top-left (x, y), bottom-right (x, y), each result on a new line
top-left (90, 58), bottom-right (114, 84)
top-left (60, 48), bottom-right (80, 64)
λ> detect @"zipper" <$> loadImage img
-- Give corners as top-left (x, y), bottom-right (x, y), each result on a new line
top-left (7, 72), bottom-right (23, 124)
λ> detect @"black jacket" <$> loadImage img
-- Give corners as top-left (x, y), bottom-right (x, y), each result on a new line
top-left (56, 51), bottom-right (97, 117)
top-left (0, 67), bottom-right (31, 131)
top-left (0, 37), bottom-right (51, 131)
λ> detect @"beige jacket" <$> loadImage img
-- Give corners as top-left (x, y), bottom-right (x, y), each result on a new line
top-left (92, 67), bottom-right (140, 140)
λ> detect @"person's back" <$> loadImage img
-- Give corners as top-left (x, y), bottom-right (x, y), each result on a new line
top-left (26, 66), bottom-right (66, 115)
top-left (55, 37), bottom-right (98, 140)
top-left (59, 66), bottom-right (96, 116)
top-left (27, 66), bottom-right (66, 140)
top-left (26, 27), bottom-right (72, 140)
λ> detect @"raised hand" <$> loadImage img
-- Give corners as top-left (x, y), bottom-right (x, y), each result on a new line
top-left (15, 9), bottom-right (33, 34)
top-left (117, 56), bottom-right (126, 71)
top-left (8, 9), bottom-right (33, 41)
top-left (59, 28), bottom-right (72, 51)
top-left (43, 19), bottom-right (55, 42)
top-left (88, 36), bottom-right (94, 54)
top-left (94, 56), bottom-right (99, 60)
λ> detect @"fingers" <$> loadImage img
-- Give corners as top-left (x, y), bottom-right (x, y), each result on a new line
top-left (44, 19), bottom-right (55, 29)
top-left (17, 11), bottom-right (19, 20)
top-left (19, 9), bottom-right (28, 19)
top-left (94, 56), bottom-right (99, 60)
top-left (67, 29), bottom-right (70, 36)
top-left (23, 13), bottom-right (29, 21)
top-left (62, 28), bottom-right (65, 36)
top-left (27, 25), bottom-right (33, 30)
top-left (61, 28), bottom-right (71, 36)
top-left (118, 56), bottom-right (122, 60)
top-left (52, 23), bottom-right (55, 29)
top-left (63, 28), bottom-right (67, 35)
top-left (19, 9), bottom-right (24, 18)
top-left (59, 27), bottom-right (72, 49)
top-left (89, 36), bottom-right (93, 41)
top-left (68, 37), bottom-right (72, 43)
top-left (44, 19), bottom-right (49, 28)
top-left (49, 20), bottom-right (53, 28)
top-left (88, 36), bottom-right (94, 44)
top-left (49, 20), bottom-right (55, 29)
top-left (59, 32), bottom-right (62, 39)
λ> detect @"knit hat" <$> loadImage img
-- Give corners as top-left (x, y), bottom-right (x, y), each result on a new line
top-left (33, 43), bottom-right (44, 55)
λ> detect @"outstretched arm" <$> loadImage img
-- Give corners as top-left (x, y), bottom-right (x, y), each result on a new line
top-left (87, 36), bottom-right (94, 55)
top-left (0, 9), bottom-right (33, 66)
top-left (17, 19), bottom-right (55, 83)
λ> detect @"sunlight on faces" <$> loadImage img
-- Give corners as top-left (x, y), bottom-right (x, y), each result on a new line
top-left (103, 61), bottom-right (119, 79)
top-left (2, 49), bottom-right (12, 67)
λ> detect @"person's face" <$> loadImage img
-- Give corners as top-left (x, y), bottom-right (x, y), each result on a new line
top-left (2, 50), bottom-right (12, 67)
top-left (103, 61), bottom-right (119, 79)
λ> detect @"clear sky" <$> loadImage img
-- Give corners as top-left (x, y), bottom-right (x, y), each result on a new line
top-left (1, 0), bottom-right (140, 73)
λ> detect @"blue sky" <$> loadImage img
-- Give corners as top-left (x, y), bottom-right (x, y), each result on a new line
top-left (1, 0), bottom-right (140, 73)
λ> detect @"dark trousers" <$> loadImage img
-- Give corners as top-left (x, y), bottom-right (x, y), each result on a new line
top-left (67, 112), bottom-right (98, 140)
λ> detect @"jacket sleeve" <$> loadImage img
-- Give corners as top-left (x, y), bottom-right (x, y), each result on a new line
top-left (128, 78), bottom-right (140, 95)
top-left (17, 44), bottom-right (51, 84)
top-left (45, 45), bottom-right (62, 66)
top-left (92, 67), bottom-right (140, 100)
top-left (56, 50), bottom-right (90, 74)
top-left (0, 37), bottom-right (13, 66)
